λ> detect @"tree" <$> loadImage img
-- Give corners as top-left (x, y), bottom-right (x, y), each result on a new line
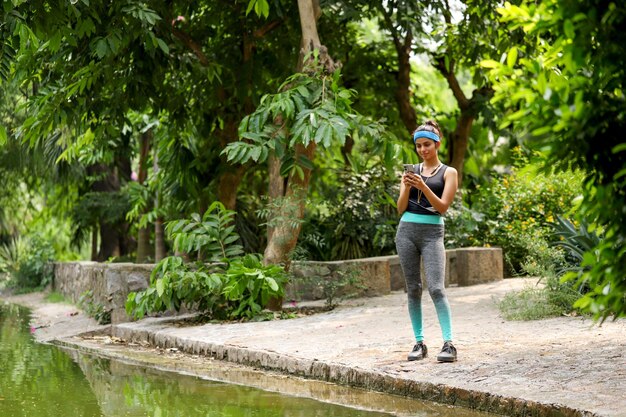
top-left (1, 1), bottom-right (174, 260)
top-left (484, 0), bottom-right (626, 320)
top-left (134, 128), bottom-right (153, 263)
top-left (325, 0), bottom-right (505, 184)
top-left (2, 1), bottom-right (301, 260)
top-left (329, 1), bottom-right (443, 135)
top-left (224, 0), bottom-right (396, 274)
top-left (261, 0), bottom-right (339, 268)
top-left (431, 0), bottom-right (502, 183)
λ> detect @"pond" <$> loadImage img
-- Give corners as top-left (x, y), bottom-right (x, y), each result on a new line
top-left (0, 302), bottom-right (491, 417)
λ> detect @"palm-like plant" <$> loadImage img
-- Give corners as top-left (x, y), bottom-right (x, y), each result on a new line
top-left (551, 215), bottom-right (601, 291)
top-left (0, 237), bottom-right (26, 276)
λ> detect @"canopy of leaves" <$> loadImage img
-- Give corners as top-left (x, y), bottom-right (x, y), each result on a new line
top-left (223, 68), bottom-right (398, 178)
top-left (483, 0), bottom-right (626, 320)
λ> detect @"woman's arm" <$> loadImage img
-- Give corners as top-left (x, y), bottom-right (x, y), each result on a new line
top-left (396, 174), bottom-right (412, 215)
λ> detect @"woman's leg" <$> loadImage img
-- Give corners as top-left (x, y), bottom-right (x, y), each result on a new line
top-left (421, 226), bottom-right (453, 342)
top-left (395, 222), bottom-right (424, 342)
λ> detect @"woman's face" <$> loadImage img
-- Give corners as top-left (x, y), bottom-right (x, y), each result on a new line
top-left (415, 138), bottom-right (439, 160)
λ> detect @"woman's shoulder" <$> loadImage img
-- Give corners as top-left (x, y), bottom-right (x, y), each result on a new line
top-left (443, 164), bottom-right (456, 173)
top-left (442, 164), bottom-right (458, 178)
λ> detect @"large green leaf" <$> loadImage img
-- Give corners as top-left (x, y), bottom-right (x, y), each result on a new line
top-left (0, 124), bottom-right (6, 145)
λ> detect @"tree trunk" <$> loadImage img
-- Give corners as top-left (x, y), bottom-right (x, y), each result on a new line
top-left (263, 142), bottom-right (315, 269)
top-left (263, 143), bottom-right (315, 311)
top-left (434, 57), bottom-right (493, 185)
top-left (116, 138), bottom-right (134, 257)
top-left (217, 118), bottom-right (247, 211)
top-left (394, 32), bottom-right (417, 133)
top-left (91, 225), bottom-right (98, 261)
top-left (136, 130), bottom-right (153, 263)
top-left (297, 0), bottom-right (322, 54)
top-left (136, 227), bottom-right (151, 263)
top-left (153, 149), bottom-right (166, 262)
top-left (262, 0), bottom-right (334, 310)
top-left (447, 112), bottom-right (473, 183)
top-left (340, 136), bottom-right (354, 165)
top-left (88, 163), bottom-right (122, 261)
top-left (155, 217), bottom-right (165, 261)
top-left (265, 152), bottom-right (286, 244)
top-left (217, 168), bottom-right (245, 210)
top-left (97, 218), bottom-right (120, 261)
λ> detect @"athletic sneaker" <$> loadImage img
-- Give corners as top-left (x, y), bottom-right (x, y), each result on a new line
top-left (436, 341), bottom-right (457, 362)
top-left (407, 342), bottom-right (428, 361)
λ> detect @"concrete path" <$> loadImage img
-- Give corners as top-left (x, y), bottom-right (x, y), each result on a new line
top-left (6, 278), bottom-right (626, 417)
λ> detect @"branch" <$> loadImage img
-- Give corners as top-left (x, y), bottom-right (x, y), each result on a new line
top-left (442, 0), bottom-right (452, 25)
top-left (472, 85), bottom-right (494, 100)
top-left (312, 0), bottom-right (322, 20)
top-left (171, 27), bottom-right (209, 67)
top-left (436, 0), bottom-right (468, 107)
top-left (253, 19), bottom-right (283, 38)
top-left (434, 55), bottom-right (469, 109)
top-left (377, 2), bottom-right (401, 51)
top-left (468, 85), bottom-right (495, 116)
top-left (402, 30), bottom-right (413, 54)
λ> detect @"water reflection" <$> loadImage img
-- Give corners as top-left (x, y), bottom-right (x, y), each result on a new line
top-left (69, 352), bottom-right (391, 417)
top-left (1, 303), bottom-right (389, 417)
top-left (0, 303), bottom-right (102, 417)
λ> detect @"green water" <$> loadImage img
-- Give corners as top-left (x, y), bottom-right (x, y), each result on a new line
top-left (1, 302), bottom-right (495, 417)
top-left (0, 302), bottom-right (392, 417)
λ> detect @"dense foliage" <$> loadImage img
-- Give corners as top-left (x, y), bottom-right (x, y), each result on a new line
top-left (0, 236), bottom-right (55, 291)
top-left (296, 165), bottom-right (399, 261)
top-left (1, 0), bottom-right (624, 320)
top-left (126, 203), bottom-right (288, 320)
top-left (446, 150), bottom-right (582, 276)
top-left (484, 1), bottom-right (626, 319)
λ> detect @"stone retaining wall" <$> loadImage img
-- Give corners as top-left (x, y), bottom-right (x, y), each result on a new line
top-left (53, 262), bottom-right (153, 324)
top-left (322, 247), bottom-right (504, 295)
top-left (53, 247), bottom-right (503, 324)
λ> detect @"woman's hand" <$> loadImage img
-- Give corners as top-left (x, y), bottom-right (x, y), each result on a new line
top-left (402, 172), bottom-right (426, 191)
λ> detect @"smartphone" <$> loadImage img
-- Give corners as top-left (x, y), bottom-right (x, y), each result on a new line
top-left (403, 164), bottom-right (419, 174)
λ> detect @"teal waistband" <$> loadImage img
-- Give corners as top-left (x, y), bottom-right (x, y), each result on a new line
top-left (400, 212), bottom-right (444, 225)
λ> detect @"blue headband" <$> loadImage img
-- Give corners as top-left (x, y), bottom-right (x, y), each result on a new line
top-left (413, 131), bottom-right (440, 142)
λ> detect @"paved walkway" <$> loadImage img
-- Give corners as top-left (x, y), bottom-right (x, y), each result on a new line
top-left (7, 278), bottom-right (626, 416)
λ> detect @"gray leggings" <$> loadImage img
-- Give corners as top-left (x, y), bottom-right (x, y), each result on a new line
top-left (395, 221), bottom-right (453, 342)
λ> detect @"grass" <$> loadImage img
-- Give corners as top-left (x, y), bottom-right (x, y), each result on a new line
top-left (497, 285), bottom-right (569, 321)
top-left (44, 292), bottom-right (68, 303)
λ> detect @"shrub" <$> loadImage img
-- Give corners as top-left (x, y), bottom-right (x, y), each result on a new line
top-left (446, 154), bottom-right (581, 276)
top-left (127, 254), bottom-right (288, 321)
top-left (297, 165), bottom-right (398, 261)
top-left (288, 265), bottom-right (364, 309)
top-left (551, 215), bottom-right (600, 283)
top-left (497, 285), bottom-right (563, 320)
top-left (497, 274), bottom-right (583, 321)
top-left (0, 235), bottom-right (55, 291)
top-left (496, 216), bottom-right (595, 321)
top-left (126, 202), bottom-right (289, 321)
top-left (78, 290), bottom-right (111, 325)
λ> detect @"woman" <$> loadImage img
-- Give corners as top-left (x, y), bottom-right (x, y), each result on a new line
top-left (395, 120), bottom-right (458, 362)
